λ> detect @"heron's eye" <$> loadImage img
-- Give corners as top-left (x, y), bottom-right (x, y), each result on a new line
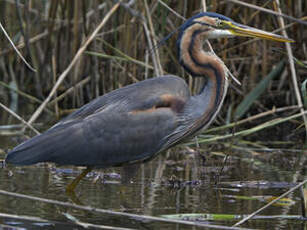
top-left (216, 19), bottom-right (222, 27)
top-left (217, 20), bottom-right (229, 29)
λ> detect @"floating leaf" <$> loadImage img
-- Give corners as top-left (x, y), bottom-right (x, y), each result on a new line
top-left (224, 195), bottom-right (295, 206)
top-left (261, 196), bottom-right (296, 206)
top-left (161, 213), bottom-right (239, 221)
top-left (160, 213), bottom-right (306, 221)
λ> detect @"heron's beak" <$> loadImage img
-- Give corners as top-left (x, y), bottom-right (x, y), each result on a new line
top-left (223, 21), bottom-right (294, 43)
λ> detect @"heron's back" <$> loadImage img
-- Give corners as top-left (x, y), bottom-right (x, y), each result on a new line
top-left (6, 75), bottom-right (190, 167)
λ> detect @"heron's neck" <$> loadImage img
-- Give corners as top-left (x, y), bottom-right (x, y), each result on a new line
top-left (178, 28), bottom-right (229, 131)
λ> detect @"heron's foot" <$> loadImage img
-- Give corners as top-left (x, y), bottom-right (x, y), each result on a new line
top-left (65, 167), bottom-right (92, 194)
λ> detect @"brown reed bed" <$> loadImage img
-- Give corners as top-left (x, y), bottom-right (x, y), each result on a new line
top-left (0, 0), bottom-right (306, 145)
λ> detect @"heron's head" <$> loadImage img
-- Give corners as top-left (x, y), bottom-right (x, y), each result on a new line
top-left (175, 12), bottom-right (294, 77)
top-left (177, 12), bottom-right (294, 45)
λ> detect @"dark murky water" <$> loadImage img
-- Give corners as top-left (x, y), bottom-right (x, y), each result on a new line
top-left (0, 133), bottom-right (306, 229)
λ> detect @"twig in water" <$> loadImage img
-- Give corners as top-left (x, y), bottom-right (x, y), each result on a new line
top-left (0, 189), bottom-right (251, 230)
top-left (62, 212), bottom-right (135, 230)
top-left (0, 212), bottom-right (50, 224)
top-left (233, 179), bottom-right (307, 227)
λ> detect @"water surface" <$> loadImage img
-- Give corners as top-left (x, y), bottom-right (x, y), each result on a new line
top-left (0, 136), bottom-right (306, 229)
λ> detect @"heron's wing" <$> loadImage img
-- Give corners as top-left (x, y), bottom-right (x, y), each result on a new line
top-left (6, 75), bottom-right (191, 166)
top-left (56, 75), bottom-right (190, 126)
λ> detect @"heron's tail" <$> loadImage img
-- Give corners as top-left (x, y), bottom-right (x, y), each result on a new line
top-left (5, 122), bottom-right (83, 165)
top-left (5, 131), bottom-right (58, 165)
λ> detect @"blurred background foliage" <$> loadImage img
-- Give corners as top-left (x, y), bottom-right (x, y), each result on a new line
top-left (0, 0), bottom-right (306, 143)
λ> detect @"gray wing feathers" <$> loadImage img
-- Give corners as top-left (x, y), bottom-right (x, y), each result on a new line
top-left (58, 75), bottom-right (189, 123)
top-left (6, 75), bottom-right (190, 166)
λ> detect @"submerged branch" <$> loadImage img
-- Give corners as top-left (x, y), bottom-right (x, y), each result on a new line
top-left (0, 189), bottom-right (251, 230)
top-left (233, 179), bottom-right (307, 227)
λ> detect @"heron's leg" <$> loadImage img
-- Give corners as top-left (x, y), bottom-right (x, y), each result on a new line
top-left (66, 166), bottom-right (92, 193)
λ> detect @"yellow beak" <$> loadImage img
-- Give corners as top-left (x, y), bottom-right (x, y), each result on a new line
top-left (224, 21), bottom-right (294, 43)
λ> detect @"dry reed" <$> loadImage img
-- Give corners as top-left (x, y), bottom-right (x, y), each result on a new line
top-left (0, 0), bottom-right (306, 143)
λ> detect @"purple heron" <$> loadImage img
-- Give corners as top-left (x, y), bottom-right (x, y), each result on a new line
top-left (5, 12), bottom-right (293, 191)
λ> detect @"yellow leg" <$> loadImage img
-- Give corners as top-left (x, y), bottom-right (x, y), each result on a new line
top-left (66, 166), bottom-right (92, 193)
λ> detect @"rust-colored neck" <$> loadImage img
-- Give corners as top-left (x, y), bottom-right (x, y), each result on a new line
top-left (177, 23), bottom-right (229, 134)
